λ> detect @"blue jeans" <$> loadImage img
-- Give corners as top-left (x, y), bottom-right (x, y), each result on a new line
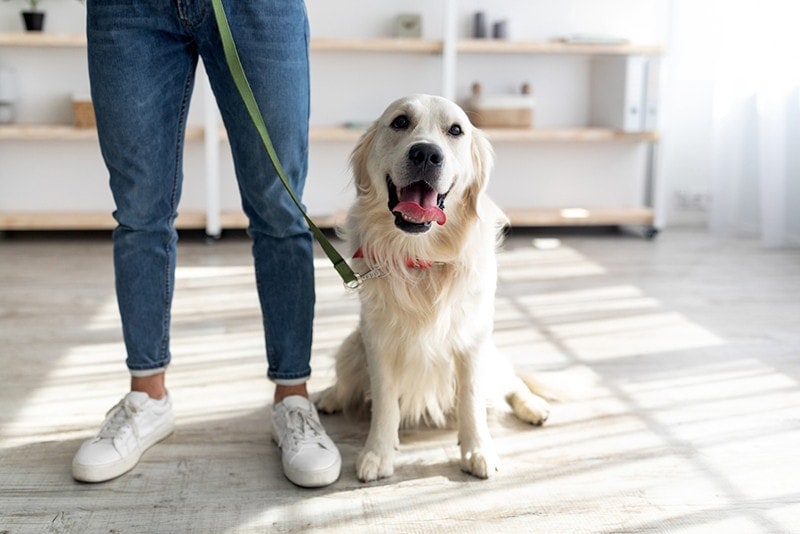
top-left (87, 0), bottom-right (314, 384)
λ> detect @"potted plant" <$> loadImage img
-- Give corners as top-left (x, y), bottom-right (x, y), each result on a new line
top-left (4, 0), bottom-right (83, 31)
top-left (4, 0), bottom-right (46, 31)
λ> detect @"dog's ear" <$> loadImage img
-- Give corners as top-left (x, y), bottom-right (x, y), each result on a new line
top-left (350, 122), bottom-right (378, 196)
top-left (465, 127), bottom-right (494, 216)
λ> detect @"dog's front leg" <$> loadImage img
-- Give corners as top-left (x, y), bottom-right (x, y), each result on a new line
top-left (456, 342), bottom-right (500, 478)
top-left (357, 350), bottom-right (400, 482)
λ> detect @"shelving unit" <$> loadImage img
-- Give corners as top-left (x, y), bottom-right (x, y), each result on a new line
top-left (1, 18), bottom-right (663, 234)
top-left (307, 34), bottom-right (663, 233)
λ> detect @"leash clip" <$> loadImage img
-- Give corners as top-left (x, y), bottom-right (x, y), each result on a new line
top-left (344, 276), bottom-right (362, 291)
top-left (344, 266), bottom-right (386, 291)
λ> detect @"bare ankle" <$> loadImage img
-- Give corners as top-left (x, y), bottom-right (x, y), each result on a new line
top-left (274, 383), bottom-right (308, 404)
top-left (131, 373), bottom-right (167, 400)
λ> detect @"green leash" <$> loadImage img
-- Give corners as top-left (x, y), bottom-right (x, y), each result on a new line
top-left (210, 0), bottom-right (360, 288)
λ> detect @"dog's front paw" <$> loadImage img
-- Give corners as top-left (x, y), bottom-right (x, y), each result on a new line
top-left (356, 448), bottom-right (394, 482)
top-left (460, 446), bottom-right (500, 479)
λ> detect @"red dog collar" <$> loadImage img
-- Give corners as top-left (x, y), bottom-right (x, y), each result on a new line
top-left (353, 247), bottom-right (434, 270)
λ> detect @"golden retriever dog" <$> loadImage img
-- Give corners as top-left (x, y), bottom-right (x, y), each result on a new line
top-left (317, 94), bottom-right (550, 482)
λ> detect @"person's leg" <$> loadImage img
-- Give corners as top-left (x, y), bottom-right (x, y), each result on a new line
top-left (73, 0), bottom-right (197, 483)
top-left (198, 0), bottom-right (340, 487)
top-left (90, 0), bottom-right (200, 383)
top-left (198, 0), bottom-right (315, 396)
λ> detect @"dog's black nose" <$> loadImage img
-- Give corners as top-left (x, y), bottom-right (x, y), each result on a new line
top-left (408, 143), bottom-right (444, 169)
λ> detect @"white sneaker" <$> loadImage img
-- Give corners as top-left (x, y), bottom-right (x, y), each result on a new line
top-left (272, 395), bottom-right (341, 487)
top-left (72, 391), bottom-right (174, 483)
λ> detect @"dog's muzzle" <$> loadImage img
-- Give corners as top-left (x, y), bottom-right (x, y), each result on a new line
top-left (386, 143), bottom-right (448, 234)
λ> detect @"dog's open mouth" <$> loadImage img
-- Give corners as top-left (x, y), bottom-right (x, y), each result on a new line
top-left (387, 176), bottom-right (447, 233)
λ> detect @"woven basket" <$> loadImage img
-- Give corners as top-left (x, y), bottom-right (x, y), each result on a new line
top-left (469, 107), bottom-right (533, 128)
top-left (466, 82), bottom-right (535, 128)
top-left (72, 99), bottom-right (96, 129)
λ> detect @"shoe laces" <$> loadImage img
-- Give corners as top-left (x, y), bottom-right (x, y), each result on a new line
top-left (97, 398), bottom-right (140, 440)
top-left (277, 406), bottom-right (327, 453)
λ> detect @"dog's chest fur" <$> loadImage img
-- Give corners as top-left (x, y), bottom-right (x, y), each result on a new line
top-left (358, 260), bottom-right (494, 427)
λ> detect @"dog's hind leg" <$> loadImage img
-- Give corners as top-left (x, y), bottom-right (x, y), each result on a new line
top-left (505, 375), bottom-right (550, 425)
top-left (314, 387), bottom-right (344, 414)
top-left (315, 329), bottom-right (370, 414)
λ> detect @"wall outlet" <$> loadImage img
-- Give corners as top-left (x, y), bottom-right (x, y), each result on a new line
top-left (674, 190), bottom-right (711, 212)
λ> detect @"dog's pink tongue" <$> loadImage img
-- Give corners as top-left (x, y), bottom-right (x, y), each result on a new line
top-left (393, 184), bottom-right (446, 226)
top-left (393, 202), bottom-right (446, 225)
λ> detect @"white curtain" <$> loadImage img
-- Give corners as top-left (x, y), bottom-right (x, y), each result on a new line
top-left (706, 1), bottom-right (800, 247)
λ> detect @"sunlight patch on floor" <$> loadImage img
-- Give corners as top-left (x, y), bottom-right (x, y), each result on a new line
top-left (497, 245), bottom-right (606, 281)
top-left (1, 340), bottom-right (127, 446)
top-left (494, 244), bottom-right (725, 363)
top-left (516, 285), bottom-right (662, 320)
top-left (548, 312), bottom-right (724, 361)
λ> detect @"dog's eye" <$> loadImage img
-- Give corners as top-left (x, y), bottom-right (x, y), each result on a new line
top-left (390, 115), bottom-right (410, 130)
top-left (448, 124), bottom-right (463, 137)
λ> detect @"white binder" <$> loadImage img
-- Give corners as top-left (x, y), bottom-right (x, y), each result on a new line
top-left (590, 56), bottom-right (658, 132)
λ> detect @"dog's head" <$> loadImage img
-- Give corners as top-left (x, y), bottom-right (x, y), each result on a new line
top-left (350, 94), bottom-right (494, 236)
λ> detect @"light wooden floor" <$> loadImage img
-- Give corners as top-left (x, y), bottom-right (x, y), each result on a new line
top-left (1, 227), bottom-right (798, 533)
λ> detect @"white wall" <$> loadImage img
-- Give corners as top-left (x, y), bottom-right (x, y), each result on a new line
top-left (1, 0), bottom-right (687, 225)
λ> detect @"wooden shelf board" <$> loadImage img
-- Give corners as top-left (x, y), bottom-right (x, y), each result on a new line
top-left (3, 125), bottom-right (653, 144)
top-left (0, 212), bottom-right (116, 230)
top-left (1, 33), bottom-right (662, 56)
top-left (0, 32), bottom-right (86, 47)
top-left (0, 210), bottom-right (343, 231)
top-left (311, 38), bottom-right (442, 54)
top-left (505, 207), bottom-right (654, 227)
top-left (2, 34), bottom-right (441, 52)
top-left (0, 124), bottom-right (204, 141)
top-left (483, 128), bottom-right (658, 143)
top-left (0, 124), bottom-right (97, 141)
top-left (458, 39), bottom-right (663, 56)
top-left (0, 208), bottom-right (652, 231)
top-left (0, 211), bottom-right (209, 231)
